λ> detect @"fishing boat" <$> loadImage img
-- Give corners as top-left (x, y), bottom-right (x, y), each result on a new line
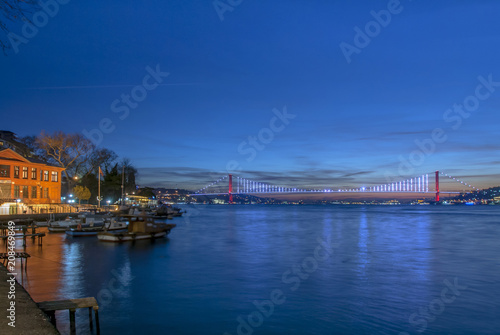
top-left (48, 217), bottom-right (83, 232)
top-left (97, 215), bottom-right (175, 242)
top-left (65, 217), bottom-right (128, 237)
top-left (48, 213), bottom-right (108, 232)
top-left (155, 204), bottom-right (184, 217)
top-left (103, 217), bottom-right (129, 231)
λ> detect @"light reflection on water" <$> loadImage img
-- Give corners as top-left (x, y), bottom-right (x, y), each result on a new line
top-left (14, 205), bottom-right (500, 334)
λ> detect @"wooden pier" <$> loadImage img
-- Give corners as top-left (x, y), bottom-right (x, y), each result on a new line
top-left (0, 252), bottom-right (30, 271)
top-left (0, 224), bottom-right (45, 246)
top-left (37, 297), bottom-right (100, 335)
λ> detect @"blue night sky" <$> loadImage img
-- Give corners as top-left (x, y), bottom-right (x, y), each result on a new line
top-left (1, 0), bottom-right (499, 190)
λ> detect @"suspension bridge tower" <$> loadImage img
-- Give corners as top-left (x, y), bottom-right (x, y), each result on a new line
top-left (228, 174), bottom-right (233, 204)
top-left (435, 170), bottom-right (440, 202)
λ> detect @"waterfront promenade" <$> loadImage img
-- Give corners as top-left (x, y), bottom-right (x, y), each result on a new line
top-left (0, 264), bottom-right (58, 334)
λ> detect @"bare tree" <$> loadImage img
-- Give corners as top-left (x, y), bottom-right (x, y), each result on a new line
top-left (85, 148), bottom-right (118, 177)
top-left (36, 131), bottom-right (95, 187)
top-left (0, 0), bottom-right (39, 52)
top-left (17, 135), bottom-right (41, 158)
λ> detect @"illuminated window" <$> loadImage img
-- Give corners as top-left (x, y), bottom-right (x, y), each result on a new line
top-left (43, 171), bottom-right (49, 181)
top-left (14, 166), bottom-right (19, 178)
top-left (31, 168), bottom-right (37, 180)
top-left (31, 186), bottom-right (37, 199)
top-left (51, 171), bottom-right (58, 182)
top-left (0, 165), bottom-right (9, 178)
top-left (22, 186), bottom-right (29, 198)
top-left (22, 167), bottom-right (28, 179)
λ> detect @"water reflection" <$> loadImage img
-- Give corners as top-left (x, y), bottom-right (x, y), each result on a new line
top-left (12, 206), bottom-right (500, 334)
top-left (357, 210), bottom-right (369, 278)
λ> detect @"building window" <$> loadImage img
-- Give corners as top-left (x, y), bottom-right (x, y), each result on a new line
top-left (51, 171), bottom-right (58, 182)
top-left (0, 165), bottom-right (9, 178)
top-left (31, 168), bottom-right (37, 180)
top-left (22, 186), bottom-right (29, 199)
top-left (14, 166), bottom-right (19, 178)
top-left (31, 186), bottom-right (37, 199)
top-left (43, 171), bottom-right (49, 181)
top-left (14, 185), bottom-right (19, 198)
top-left (43, 188), bottom-right (49, 199)
top-left (22, 167), bottom-right (28, 179)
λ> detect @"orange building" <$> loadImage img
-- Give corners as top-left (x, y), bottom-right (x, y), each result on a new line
top-left (0, 149), bottom-right (65, 204)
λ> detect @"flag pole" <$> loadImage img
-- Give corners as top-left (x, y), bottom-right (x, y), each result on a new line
top-left (98, 166), bottom-right (101, 209)
top-left (121, 165), bottom-right (125, 206)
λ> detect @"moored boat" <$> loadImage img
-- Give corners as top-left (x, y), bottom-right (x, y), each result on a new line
top-left (103, 217), bottom-right (129, 231)
top-left (65, 227), bottom-right (104, 237)
top-left (64, 216), bottom-right (129, 236)
top-left (155, 204), bottom-right (184, 217)
top-left (97, 215), bottom-right (175, 242)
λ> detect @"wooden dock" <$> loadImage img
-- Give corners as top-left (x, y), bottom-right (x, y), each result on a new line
top-left (37, 297), bottom-right (100, 335)
top-left (0, 252), bottom-right (30, 271)
top-left (0, 225), bottom-right (45, 246)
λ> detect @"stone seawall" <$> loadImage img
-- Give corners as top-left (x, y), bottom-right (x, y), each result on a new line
top-left (0, 264), bottom-right (59, 334)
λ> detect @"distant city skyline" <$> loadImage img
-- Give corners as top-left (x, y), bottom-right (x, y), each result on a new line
top-left (2, 1), bottom-right (499, 190)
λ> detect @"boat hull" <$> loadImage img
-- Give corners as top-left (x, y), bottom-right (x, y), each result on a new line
top-left (97, 231), bottom-right (169, 242)
top-left (49, 226), bottom-right (78, 232)
top-left (65, 230), bottom-right (101, 237)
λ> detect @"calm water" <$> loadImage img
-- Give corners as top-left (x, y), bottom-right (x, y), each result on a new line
top-left (14, 205), bottom-right (500, 334)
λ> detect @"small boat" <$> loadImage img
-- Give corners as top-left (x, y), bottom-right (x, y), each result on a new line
top-left (155, 204), bottom-right (184, 217)
top-left (65, 217), bottom-right (129, 237)
top-left (77, 213), bottom-right (106, 226)
top-left (103, 217), bottom-right (129, 231)
top-left (65, 227), bottom-right (104, 237)
top-left (97, 215), bottom-right (175, 242)
top-left (48, 224), bottom-right (88, 232)
top-left (48, 217), bottom-right (81, 227)
top-left (48, 214), bottom-right (108, 232)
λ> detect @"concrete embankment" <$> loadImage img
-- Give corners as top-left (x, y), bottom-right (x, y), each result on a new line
top-left (0, 213), bottom-right (74, 224)
top-left (0, 264), bottom-right (59, 334)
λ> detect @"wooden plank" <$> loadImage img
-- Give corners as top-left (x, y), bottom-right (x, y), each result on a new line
top-left (0, 252), bottom-right (31, 259)
top-left (37, 297), bottom-right (99, 311)
top-left (0, 233), bottom-right (45, 238)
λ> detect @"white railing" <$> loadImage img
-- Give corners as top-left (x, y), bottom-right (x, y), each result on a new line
top-left (0, 203), bottom-right (78, 216)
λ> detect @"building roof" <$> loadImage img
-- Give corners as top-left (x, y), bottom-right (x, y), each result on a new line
top-left (0, 149), bottom-right (64, 170)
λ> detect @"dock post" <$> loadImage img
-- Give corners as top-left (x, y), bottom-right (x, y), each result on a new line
top-left (22, 227), bottom-right (27, 247)
top-left (47, 311), bottom-right (56, 326)
top-left (69, 309), bottom-right (76, 335)
top-left (94, 307), bottom-right (100, 335)
top-left (88, 307), bottom-right (93, 331)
